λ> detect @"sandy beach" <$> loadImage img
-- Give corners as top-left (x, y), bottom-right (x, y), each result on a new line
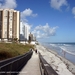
top-left (36, 44), bottom-right (75, 75)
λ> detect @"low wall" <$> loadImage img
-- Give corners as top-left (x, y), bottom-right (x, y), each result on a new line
top-left (39, 53), bottom-right (58, 75)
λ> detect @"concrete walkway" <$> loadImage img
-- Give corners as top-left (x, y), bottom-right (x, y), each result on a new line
top-left (18, 51), bottom-right (41, 75)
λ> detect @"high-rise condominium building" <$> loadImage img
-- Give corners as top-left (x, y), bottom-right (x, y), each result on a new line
top-left (23, 24), bottom-right (30, 40)
top-left (0, 9), bottom-right (20, 41)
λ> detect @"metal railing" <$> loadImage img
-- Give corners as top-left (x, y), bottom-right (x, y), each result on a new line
top-left (39, 53), bottom-right (58, 75)
top-left (0, 50), bottom-right (33, 75)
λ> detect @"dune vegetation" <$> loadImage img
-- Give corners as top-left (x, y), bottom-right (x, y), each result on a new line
top-left (0, 43), bottom-right (34, 60)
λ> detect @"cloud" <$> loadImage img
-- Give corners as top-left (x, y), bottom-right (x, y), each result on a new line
top-left (72, 7), bottom-right (75, 18)
top-left (50, 0), bottom-right (69, 11)
top-left (32, 23), bottom-right (58, 38)
top-left (72, 7), bottom-right (75, 15)
top-left (0, 0), bottom-right (17, 9)
top-left (21, 8), bottom-right (37, 21)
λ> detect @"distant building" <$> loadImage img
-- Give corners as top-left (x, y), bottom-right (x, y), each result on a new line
top-left (29, 33), bottom-right (33, 41)
top-left (0, 9), bottom-right (20, 41)
top-left (20, 21), bottom-right (23, 35)
top-left (20, 21), bottom-right (25, 40)
top-left (20, 21), bottom-right (30, 41)
top-left (33, 35), bottom-right (36, 41)
top-left (23, 24), bottom-right (30, 40)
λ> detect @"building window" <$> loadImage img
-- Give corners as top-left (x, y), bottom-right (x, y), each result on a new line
top-left (9, 16), bottom-right (12, 20)
top-left (10, 28), bottom-right (12, 31)
top-left (4, 10), bottom-right (8, 16)
top-left (4, 22), bottom-right (7, 26)
top-left (5, 31), bottom-right (7, 34)
top-left (10, 36), bottom-right (12, 38)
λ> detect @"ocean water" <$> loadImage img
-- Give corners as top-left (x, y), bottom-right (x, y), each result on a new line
top-left (42, 42), bottom-right (75, 64)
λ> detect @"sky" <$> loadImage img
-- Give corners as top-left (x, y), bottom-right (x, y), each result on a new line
top-left (0, 0), bottom-right (75, 42)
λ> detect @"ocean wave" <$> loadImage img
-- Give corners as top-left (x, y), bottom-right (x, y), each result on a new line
top-left (50, 44), bottom-right (71, 47)
top-left (60, 47), bottom-right (75, 56)
top-left (63, 44), bottom-right (74, 47)
top-left (50, 44), bottom-right (57, 47)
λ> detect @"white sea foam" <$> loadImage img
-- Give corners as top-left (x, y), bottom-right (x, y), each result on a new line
top-left (60, 47), bottom-right (75, 56)
top-left (50, 44), bottom-right (57, 47)
top-left (63, 44), bottom-right (72, 47)
top-left (49, 43), bottom-right (75, 56)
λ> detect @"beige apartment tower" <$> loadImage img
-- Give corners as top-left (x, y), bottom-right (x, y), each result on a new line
top-left (0, 9), bottom-right (20, 41)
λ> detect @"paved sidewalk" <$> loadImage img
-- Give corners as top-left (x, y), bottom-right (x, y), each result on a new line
top-left (18, 51), bottom-right (41, 75)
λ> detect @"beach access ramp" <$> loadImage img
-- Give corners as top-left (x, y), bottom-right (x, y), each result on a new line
top-left (18, 51), bottom-right (41, 75)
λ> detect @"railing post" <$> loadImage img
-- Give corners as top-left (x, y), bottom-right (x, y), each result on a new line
top-left (9, 62), bottom-right (13, 75)
top-left (7, 72), bottom-right (11, 75)
top-left (40, 63), bottom-right (44, 75)
top-left (0, 68), bottom-right (2, 75)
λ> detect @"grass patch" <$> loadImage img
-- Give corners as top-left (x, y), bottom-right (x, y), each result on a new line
top-left (0, 43), bottom-right (34, 60)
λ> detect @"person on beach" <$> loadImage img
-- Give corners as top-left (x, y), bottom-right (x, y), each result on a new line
top-left (63, 51), bottom-right (66, 57)
top-left (35, 49), bottom-right (37, 53)
top-left (62, 50), bottom-right (66, 57)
